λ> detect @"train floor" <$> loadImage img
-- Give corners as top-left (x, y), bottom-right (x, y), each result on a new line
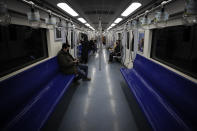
top-left (42, 48), bottom-right (151, 131)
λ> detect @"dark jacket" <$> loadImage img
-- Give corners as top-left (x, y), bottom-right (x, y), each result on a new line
top-left (114, 44), bottom-right (121, 54)
top-left (81, 41), bottom-right (89, 57)
top-left (57, 49), bottom-right (77, 75)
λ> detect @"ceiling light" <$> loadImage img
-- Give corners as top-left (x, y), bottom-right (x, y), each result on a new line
top-left (114, 18), bottom-right (123, 23)
top-left (85, 23), bottom-right (90, 27)
top-left (78, 18), bottom-right (86, 23)
top-left (57, 3), bottom-right (78, 17)
top-left (89, 26), bottom-right (95, 30)
top-left (90, 27), bottom-right (94, 30)
top-left (111, 23), bottom-right (116, 27)
top-left (121, 2), bottom-right (142, 17)
top-left (107, 26), bottom-right (112, 30)
top-left (107, 27), bottom-right (111, 30)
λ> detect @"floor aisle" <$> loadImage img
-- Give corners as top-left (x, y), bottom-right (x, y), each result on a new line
top-left (55, 49), bottom-right (139, 131)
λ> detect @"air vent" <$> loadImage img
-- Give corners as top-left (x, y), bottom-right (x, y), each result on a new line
top-left (85, 10), bottom-right (114, 15)
top-left (92, 22), bottom-right (108, 25)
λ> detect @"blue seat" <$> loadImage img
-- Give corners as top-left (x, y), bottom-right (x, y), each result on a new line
top-left (0, 57), bottom-right (75, 131)
top-left (120, 54), bottom-right (197, 131)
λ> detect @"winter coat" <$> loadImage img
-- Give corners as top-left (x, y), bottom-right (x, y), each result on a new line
top-left (57, 49), bottom-right (77, 75)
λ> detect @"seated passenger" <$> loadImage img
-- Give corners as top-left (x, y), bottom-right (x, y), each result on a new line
top-left (57, 43), bottom-right (91, 82)
top-left (108, 42), bottom-right (117, 52)
top-left (108, 40), bottom-right (121, 62)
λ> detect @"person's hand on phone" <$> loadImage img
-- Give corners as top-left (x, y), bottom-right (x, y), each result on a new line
top-left (73, 60), bottom-right (78, 63)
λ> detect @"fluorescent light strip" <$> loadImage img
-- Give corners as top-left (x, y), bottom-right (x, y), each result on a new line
top-left (90, 27), bottom-right (95, 30)
top-left (77, 18), bottom-right (87, 23)
top-left (85, 23), bottom-right (90, 27)
top-left (121, 2), bottom-right (142, 17)
top-left (90, 26), bottom-right (95, 30)
top-left (114, 18), bottom-right (123, 23)
top-left (57, 3), bottom-right (78, 17)
top-left (111, 23), bottom-right (116, 27)
top-left (107, 26), bottom-right (112, 30)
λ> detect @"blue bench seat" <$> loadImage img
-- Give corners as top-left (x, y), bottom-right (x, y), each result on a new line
top-left (120, 54), bottom-right (197, 131)
top-left (0, 57), bottom-right (74, 131)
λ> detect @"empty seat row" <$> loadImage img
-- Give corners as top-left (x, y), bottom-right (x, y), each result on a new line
top-left (120, 54), bottom-right (197, 131)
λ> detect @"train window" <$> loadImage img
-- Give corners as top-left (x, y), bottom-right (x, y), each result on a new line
top-left (127, 32), bottom-right (129, 49)
top-left (0, 24), bottom-right (48, 77)
top-left (9, 25), bottom-right (17, 41)
top-left (0, 27), bottom-right (2, 42)
top-left (151, 24), bottom-right (197, 78)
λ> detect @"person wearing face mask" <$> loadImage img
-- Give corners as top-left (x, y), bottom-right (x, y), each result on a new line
top-left (57, 43), bottom-right (91, 82)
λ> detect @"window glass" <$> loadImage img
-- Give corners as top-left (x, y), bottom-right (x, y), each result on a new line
top-left (151, 25), bottom-right (197, 78)
top-left (0, 24), bottom-right (48, 77)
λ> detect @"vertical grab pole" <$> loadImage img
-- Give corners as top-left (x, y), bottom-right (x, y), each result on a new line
top-left (98, 17), bottom-right (102, 71)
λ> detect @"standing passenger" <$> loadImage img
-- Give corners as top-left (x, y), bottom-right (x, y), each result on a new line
top-left (81, 35), bottom-right (89, 64)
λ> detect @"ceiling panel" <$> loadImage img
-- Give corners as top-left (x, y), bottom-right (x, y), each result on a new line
top-left (46, 0), bottom-right (157, 30)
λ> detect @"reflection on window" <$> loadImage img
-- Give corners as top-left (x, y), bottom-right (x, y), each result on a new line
top-left (151, 25), bottom-right (197, 78)
top-left (0, 24), bottom-right (48, 77)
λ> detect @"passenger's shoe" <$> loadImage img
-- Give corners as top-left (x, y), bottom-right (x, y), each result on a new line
top-left (73, 80), bottom-right (80, 85)
top-left (73, 77), bottom-right (80, 83)
top-left (83, 77), bottom-right (91, 81)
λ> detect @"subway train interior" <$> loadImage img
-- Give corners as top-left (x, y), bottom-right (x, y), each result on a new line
top-left (0, 0), bottom-right (197, 131)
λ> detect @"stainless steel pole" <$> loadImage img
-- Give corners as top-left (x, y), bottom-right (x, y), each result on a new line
top-left (98, 18), bottom-right (102, 71)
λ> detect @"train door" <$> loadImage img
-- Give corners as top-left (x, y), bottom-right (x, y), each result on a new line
top-left (123, 30), bottom-right (131, 67)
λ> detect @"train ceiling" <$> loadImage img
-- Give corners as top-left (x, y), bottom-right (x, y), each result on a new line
top-left (44, 0), bottom-right (164, 30)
